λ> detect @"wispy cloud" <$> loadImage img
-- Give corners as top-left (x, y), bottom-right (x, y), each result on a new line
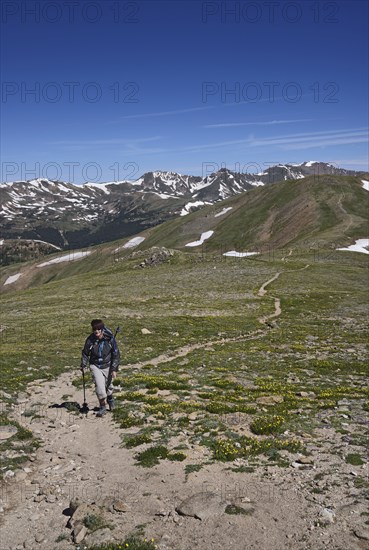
top-left (115, 106), bottom-right (214, 120)
top-left (250, 128), bottom-right (368, 150)
top-left (204, 119), bottom-right (312, 128)
top-left (51, 136), bottom-right (163, 150)
top-left (50, 128), bottom-right (368, 157)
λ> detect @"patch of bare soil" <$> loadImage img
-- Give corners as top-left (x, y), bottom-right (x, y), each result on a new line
top-left (1, 370), bottom-right (368, 550)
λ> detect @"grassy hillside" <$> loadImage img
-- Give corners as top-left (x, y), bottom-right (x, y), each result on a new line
top-left (0, 232), bottom-right (368, 488)
top-left (142, 175), bottom-right (369, 252)
top-left (1, 174), bottom-right (367, 294)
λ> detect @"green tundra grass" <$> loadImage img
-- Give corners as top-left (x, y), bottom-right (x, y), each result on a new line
top-left (1, 244), bottom-right (368, 476)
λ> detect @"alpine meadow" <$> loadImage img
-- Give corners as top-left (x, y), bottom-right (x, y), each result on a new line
top-left (1, 169), bottom-right (368, 549)
top-left (1, 1), bottom-right (369, 549)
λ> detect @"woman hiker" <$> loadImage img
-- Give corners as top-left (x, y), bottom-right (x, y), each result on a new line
top-left (80, 319), bottom-right (120, 417)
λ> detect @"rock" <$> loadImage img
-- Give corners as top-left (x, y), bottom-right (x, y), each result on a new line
top-left (73, 522), bottom-right (87, 544)
top-left (141, 328), bottom-right (152, 334)
top-left (296, 391), bottom-right (316, 398)
top-left (83, 528), bottom-right (114, 547)
top-left (337, 398), bottom-right (350, 405)
top-left (354, 528), bottom-right (369, 541)
top-left (256, 395), bottom-right (284, 405)
top-left (0, 426), bottom-right (17, 441)
top-left (112, 499), bottom-right (130, 513)
top-left (67, 503), bottom-right (104, 529)
top-left (176, 492), bottom-right (227, 520)
top-left (34, 533), bottom-right (45, 543)
top-left (296, 455), bottom-right (314, 465)
top-left (15, 471), bottom-right (27, 481)
top-left (319, 508), bottom-right (335, 524)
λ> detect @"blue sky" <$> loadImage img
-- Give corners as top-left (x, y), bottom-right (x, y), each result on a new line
top-left (1, 0), bottom-right (368, 183)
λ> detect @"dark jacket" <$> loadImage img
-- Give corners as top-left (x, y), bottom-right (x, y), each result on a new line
top-left (81, 327), bottom-right (120, 371)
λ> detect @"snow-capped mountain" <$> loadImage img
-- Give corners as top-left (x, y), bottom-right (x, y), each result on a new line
top-left (0, 162), bottom-right (360, 251)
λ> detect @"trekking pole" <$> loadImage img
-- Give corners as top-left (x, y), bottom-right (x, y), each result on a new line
top-left (81, 368), bottom-right (89, 413)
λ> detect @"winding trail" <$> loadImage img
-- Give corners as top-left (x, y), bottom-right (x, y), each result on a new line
top-left (125, 327), bottom-right (268, 369)
top-left (257, 253), bottom-right (310, 327)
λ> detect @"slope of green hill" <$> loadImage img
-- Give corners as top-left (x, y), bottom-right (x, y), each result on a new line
top-left (142, 175), bottom-right (369, 253)
top-left (0, 174), bottom-right (367, 294)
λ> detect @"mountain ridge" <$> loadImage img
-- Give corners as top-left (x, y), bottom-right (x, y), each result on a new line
top-left (0, 162), bottom-right (365, 257)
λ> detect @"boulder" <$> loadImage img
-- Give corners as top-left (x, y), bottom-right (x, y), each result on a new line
top-left (176, 492), bottom-right (227, 520)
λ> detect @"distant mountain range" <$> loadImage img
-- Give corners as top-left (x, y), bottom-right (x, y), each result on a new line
top-left (2, 173), bottom-right (368, 291)
top-left (0, 162), bottom-right (361, 254)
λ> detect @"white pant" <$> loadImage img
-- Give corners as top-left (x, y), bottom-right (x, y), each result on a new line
top-left (90, 365), bottom-right (113, 400)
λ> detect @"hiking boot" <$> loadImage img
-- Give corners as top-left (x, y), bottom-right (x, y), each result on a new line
top-left (96, 406), bottom-right (106, 417)
top-left (107, 396), bottom-right (115, 411)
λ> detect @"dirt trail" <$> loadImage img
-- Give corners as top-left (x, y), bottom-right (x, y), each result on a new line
top-left (337, 192), bottom-right (355, 234)
top-left (0, 263), bottom-right (365, 550)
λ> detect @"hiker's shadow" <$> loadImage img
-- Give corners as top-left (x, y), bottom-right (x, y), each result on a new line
top-left (49, 401), bottom-right (82, 412)
top-left (49, 401), bottom-right (99, 414)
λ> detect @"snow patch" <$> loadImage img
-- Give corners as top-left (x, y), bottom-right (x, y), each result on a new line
top-left (223, 251), bottom-right (259, 257)
top-left (185, 231), bottom-right (214, 247)
top-left (214, 207), bottom-right (233, 218)
top-left (4, 273), bottom-right (22, 285)
top-left (114, 237), bottom-right (146, 252)
top-left (337, 239), bottom-right (369, 255)
top-left (0, 239), bottom-right (4, 245)
top-left (305, 161), bottom-right (319, 167)
top-left (361, 180), bottom-right (369, 191)
top-left (250, 181), bottom-right (265, 187)
top-left (84, 182), bottom-right (111, 194)
top-left (180, 201), bottom-right (209, 216)
top-left (37, 251), bottom-right (92, 267)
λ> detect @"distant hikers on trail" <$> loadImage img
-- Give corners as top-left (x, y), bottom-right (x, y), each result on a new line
top-left (80, 319), bottom-right (120, 417)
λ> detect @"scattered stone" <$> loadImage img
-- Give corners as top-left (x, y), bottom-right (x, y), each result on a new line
top-left (291, 462), bottom-right (306, 469)
top-left (296, 391), bottom-right (316, 398)
top-left (176, 492), bottom-right (227, 520)
top-left (354, 528), bottom-right (369, 541)
top-left (34, 533), bottom-right (45, 543)
top-left (296, 455), bottom-right (314, 465)
top-left (319, 508), bottom-right (335, 524)
top-left (73, 522), bottom-right (87, 544)
top-left (134, 247), bottom-right (174, 268)
top-left (67, 503), bottom-right (103, 529)
top-left (141, 328), bottom-right (152, 335)
top-left (0, 426), bottom-right (17, 441)
top-left (83, 528), bottom-right (115, 547)
top-left (256, 395), bottom-right (284, 405)
top-left (112, 500), bottom-right (130, 513)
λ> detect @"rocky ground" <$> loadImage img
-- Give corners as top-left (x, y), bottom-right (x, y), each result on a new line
top-left (0, 368), bottom-right (368, 550)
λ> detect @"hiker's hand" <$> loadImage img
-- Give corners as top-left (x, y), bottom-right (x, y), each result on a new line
top-left (112, 371), bottom-right (117, 379)
top-left (80, 366), bottom-right (85, 372)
